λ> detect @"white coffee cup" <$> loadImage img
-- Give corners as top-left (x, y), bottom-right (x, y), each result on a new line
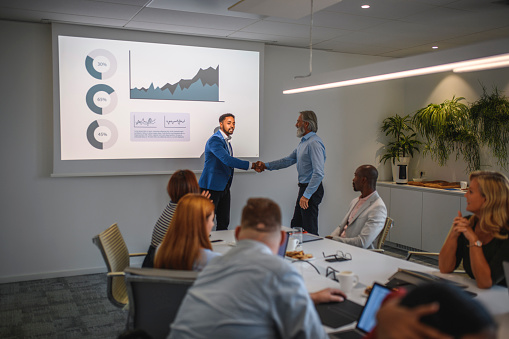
top-left (287, 238), bottom-right (299, 251)
top-left (290, 227), bottom-right (303, 251)
top-left (337, 271), bottom-right (359, 293)
top-left (460, 181), bottom-right (468, 189)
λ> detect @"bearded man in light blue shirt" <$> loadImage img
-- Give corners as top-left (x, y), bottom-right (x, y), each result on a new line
top-left (256, 110), bottom-right (326, 235)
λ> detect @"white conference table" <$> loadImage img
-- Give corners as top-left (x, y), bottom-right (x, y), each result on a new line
top-left (210, 230), bottom-right (509, 337)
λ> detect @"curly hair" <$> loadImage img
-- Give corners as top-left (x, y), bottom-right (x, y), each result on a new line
top-left (469, 171), bottom-right (509, 239)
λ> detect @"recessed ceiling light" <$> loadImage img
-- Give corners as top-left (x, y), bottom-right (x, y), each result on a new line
top-left (361, 5), bottom-right (370, 9)
top-left (432, 46), bottom-right (438, 49)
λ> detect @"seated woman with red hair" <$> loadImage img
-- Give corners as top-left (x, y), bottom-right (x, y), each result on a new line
top-left (154, 193), bottom-right (220, 271)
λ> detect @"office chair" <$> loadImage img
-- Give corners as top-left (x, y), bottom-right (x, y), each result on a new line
top-left (92, 223), bottom-right (147, 308)
top-left (124, 267), bottom-right (198, 339)
top-left (370, 217), bottom-right (393, 253)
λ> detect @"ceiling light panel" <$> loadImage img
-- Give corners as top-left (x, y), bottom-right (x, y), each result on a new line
top-left (228, 0), bottom-right (343, 20)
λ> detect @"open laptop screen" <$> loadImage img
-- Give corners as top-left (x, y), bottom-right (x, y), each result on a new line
top-left (503, 261), bottom-right (509, 291)
top-left (356, 283), bottom-right (391, 333)
top-left (277, 232), bottom-right (290, 257)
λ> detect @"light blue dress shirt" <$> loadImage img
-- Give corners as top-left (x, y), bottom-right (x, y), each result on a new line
top-left (193, 248), bottom-right (222, 271)
top-left (266, 132), bottom-right (326, 199)
top-left (169, 240), bottom-right (327, 339)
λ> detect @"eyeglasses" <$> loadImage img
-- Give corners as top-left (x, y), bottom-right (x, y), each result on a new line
top-left (322, 251), bottom-right (352, 262)
top-left (325, 266), bottom-right (340, 282)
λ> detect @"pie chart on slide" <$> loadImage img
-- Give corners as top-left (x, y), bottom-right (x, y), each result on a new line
top-left (86, 84), bottom-right (118, 114)
top-left (85, 49), bottom-right (117, 80)
top-left (86, 119), bottom-right (118, 150)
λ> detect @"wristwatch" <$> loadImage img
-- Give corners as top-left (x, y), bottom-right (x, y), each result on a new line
top-left (468, 240), bottom-right (482, 248)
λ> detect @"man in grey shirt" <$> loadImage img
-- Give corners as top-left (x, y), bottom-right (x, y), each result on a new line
top-left (169, 197), bottom-right (345, 339)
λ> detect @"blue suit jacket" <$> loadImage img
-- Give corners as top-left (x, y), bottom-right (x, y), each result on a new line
top-left (199, 130), bottom-right (250, 191)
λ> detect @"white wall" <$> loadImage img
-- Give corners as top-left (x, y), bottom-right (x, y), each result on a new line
top-left (0, 20), bottom-right (399, 282)
top-left (3, 20), bottom-right (509, 283)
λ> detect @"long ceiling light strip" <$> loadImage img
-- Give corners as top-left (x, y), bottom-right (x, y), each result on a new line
top-left (453, 60), bottom-right (509, 73)
top-left (283, 53), bottom-right (509, 94)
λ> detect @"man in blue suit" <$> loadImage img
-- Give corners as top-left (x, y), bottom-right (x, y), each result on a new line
top-left (199, 113), bottom-right (255, 230)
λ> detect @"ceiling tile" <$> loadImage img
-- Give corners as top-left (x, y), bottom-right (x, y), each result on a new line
top-left (439, 26), bottom-right (509, 45)
top-left (147, 0), bottom-right (264, 19)
top-left (326, 0), bottom-right (435, 20)
top-left (333, 27), bottom-right (436, 50)
top-left (240, 20), bottom-right (347, 40)
top-left (401, 5), bottom-right (509, 34)
top-left (266, 10), bottom-right (391, 31)
top-left (313, 40), bottom-right (397, 55)
top-left (227, 0), bottom-right (343, 20)
top-left (0, 0), bottom-right (141, 20)
top-left (0, 7), bottom-right (128, 26)
top-left (131, 7), bottom-right (258, 31)
top-left (442, 0), bottom-right (508, 11)
top-left (0, 0), bottom-right (508, 58)
top-left (125, 21), bottom-right (235, 37)
top-left (230, 31), bottom-right (301, 43)
top-left (377, 42), bottom-right (460, 58)
top-left (97, 0), bottom-right (149, 6)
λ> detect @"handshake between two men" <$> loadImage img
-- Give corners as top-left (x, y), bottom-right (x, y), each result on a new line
top-left (251, 161), bottom-right (267, 173)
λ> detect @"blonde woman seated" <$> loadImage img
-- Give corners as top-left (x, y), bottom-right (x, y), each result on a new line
top-left (154, 194), bottom-right (221, 271)
top-left (439, 171), bottom-right (509, 288)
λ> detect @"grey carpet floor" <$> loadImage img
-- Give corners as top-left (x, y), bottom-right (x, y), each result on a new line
top-left (0, 274), bottom-right (127, 339)
top-left (0, 245), bottom-right (437, 338)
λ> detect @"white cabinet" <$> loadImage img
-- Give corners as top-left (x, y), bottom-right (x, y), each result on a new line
top-left (421, 192), bottom-right (460, 252)
top-left (389, 188), bottom-right (423, 249)
top-left (379, 182), bottom-right (465, 251)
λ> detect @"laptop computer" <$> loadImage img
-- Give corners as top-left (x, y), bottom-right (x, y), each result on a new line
top-left (503, 261), bottom-right (509, 290)
top-left (277, 231), bottom-right (290, 257)
top-left (328, 282), bottom-right (391, 339)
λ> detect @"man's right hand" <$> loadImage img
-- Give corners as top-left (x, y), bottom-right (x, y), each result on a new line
top-left (309, 288), bottom-right (346, 304)
top-left (253, 161), bottom-right (266, 173)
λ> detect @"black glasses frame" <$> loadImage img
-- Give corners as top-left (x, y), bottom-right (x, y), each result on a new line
top-left (322, 251), bottom-right (352, 262)
top-left (325, 266), bottom-right (340, 281)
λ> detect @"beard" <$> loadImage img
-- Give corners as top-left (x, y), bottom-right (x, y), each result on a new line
top-left (296, 126), bottom-right (306, 137)
top-left (221, 126), bottom-right (233, 136)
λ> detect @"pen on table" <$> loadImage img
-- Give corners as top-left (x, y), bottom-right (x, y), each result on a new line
top-left (210, 239), bottom-right (223, 243)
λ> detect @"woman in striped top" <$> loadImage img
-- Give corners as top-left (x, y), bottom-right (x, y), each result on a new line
top-left (142, 170), bottom-right (208, 267)
top-left (154, 193), bottom-right (220, 271)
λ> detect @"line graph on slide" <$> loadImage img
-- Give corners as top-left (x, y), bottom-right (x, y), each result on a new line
top-left (129, 51), bottom-right (220, 102)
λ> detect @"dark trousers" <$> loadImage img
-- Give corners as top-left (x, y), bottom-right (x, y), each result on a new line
top-left (290, 182), bottom-right (324, 235)
top-left (205, 183), bottom-right (231, 231)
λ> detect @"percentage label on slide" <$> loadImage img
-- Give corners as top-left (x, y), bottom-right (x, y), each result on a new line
top-left (87, 119), bottom-right (118, 150)
top-left (85, 49), bottom-right (117, 80)
top-left (86, 84), bottom-right (118, 114)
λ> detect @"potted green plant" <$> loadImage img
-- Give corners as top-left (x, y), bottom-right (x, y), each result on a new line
top-left (380, 114), bottom-right (421, 183)
top-left (470, 86), bottom-right (509, 169)
top-left (412, 96), bottom-right (480, 172)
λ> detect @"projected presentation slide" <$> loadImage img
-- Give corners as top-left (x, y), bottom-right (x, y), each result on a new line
top-left (58, 36), bottom-right (260, 160)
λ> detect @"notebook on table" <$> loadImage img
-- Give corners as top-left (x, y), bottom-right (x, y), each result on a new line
top-left (328, 282), bottom-right (391, 339)
top-left (301, 233), bottom-right (323, 243)
top-left (386, 268), bottom-right (468, 289)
